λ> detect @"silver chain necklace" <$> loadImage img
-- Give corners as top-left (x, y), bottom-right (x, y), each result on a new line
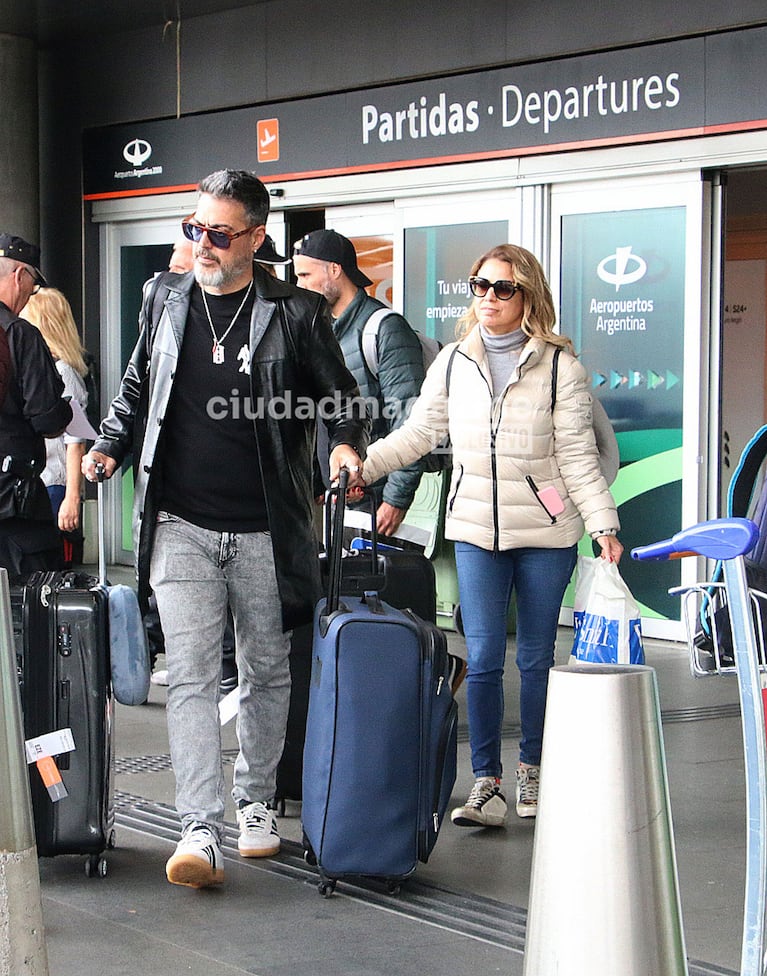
top-left (200, 280), bottom-right (253, 364)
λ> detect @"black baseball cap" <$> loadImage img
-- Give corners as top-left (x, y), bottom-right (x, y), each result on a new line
top-left (254, 234), bottom-right (290, 266)
top-left (0, 233), bottom-right (47, 286)
top-left (293, 229), bottom-right (372, 288)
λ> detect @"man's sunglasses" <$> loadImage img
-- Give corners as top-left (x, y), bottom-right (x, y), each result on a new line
top-left (181, 216), bottom-right (257, 250)
top-left (468, 276), bottom-right (521, 301)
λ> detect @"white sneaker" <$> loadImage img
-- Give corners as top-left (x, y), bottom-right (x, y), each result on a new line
top-left (515, 764), bottom-right (540, 818)
top-left (450, 777), bottom-right (507, 827)
top-left (166, 823), bottom-right (224, 888)
top-left (236, 801), bottom-right (280, 857)
top-left (150, 669), bottom-right (169, 686)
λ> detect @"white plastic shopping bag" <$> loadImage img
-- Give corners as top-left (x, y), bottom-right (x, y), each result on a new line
top-left (570, 556), bottom-right (644, 665)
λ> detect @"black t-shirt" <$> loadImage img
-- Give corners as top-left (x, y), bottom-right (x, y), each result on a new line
top-left (159, 283), bottom-right (268, 532)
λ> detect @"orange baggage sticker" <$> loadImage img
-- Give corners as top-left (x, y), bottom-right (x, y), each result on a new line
top-left (25, 727), bottom-right (75, 803)
top-left (257, 118), bottom-right (280, 163)
top-left (36, 755), bottom-right (68, 802)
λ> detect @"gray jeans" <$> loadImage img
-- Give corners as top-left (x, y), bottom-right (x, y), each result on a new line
top-left (150, 513), bottom-right (291, 838)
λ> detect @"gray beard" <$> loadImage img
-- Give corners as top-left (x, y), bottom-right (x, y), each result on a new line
top-left (194, 253), bottom-right (251, 289)
top-left (195, 265), bottom-right (229, 289)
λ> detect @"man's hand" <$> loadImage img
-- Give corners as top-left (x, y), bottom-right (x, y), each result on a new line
top-left (329, 445), bottom-right (365, 487)
top-left (82, 451), bottom-right (117, 482)
top-left (376, 502), bottom-right (406, 537)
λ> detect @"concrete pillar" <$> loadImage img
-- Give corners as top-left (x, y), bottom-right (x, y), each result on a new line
top-left (0, 570), bottom-right (48, 975)
top-left (0, 33), bottom-right (40, 241)
top-left (523, 664), bottom-right (687, 976)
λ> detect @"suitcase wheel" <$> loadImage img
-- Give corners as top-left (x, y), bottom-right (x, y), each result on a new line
top-left (317, 878), bottom-right (336, 898)
top-left (386, 880), bottom-right (401, 896)
top-left (84, 855), bottom-right (108, 879)
top-left (302, 831), bottom-right (316, 866)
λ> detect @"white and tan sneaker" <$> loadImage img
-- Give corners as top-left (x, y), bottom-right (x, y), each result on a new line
top-left (515, 764), bottom-right (540, 818)
top-left (166, 823), bottom-right (224, 888)
top-left (236, 801), bottom-right (280, 857)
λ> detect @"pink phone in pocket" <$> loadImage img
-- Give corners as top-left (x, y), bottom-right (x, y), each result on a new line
top-left (536, 485), bottom-right (565, 517)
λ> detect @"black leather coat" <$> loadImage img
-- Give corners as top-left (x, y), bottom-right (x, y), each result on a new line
top-left (94, 268), bottom-right (369, 631)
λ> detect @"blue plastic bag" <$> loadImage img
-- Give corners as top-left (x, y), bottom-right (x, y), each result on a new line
top-left (571, 556), bottom-right (644, 665)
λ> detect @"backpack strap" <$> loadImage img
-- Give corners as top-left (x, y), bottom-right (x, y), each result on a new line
top-left (444, 344), bottom-right (458, 395)
top-left (360, 307), bottom-right (394, 378)
top-left (551, 346), bottom-right (561, 411)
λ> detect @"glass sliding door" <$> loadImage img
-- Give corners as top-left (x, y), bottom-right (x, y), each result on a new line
top-left (550, 172), bottom-right (709, 640)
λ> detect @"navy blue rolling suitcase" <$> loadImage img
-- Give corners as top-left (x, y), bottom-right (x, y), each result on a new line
top-left (301, 471), bottom-right (458, 896)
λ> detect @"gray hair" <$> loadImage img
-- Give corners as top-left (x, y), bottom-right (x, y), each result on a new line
top-left (0, 256), bottom-right (17, 279)
top-left (198, 170), bottom-right (270, 226)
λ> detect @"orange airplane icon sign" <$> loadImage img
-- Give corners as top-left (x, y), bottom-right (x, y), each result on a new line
top-left (257, 119), bottom-right (279, 163)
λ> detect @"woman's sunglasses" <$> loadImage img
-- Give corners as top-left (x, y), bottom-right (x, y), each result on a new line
top-left (181, 216), bottom-right (257, 250)
top-left (468, 276), bottom-right (521, 301)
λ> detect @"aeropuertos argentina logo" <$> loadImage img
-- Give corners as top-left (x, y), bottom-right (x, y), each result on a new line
top-left (123, 139), bottom-right (152, 166)
top-left (114, 138), bottom-right (163, 180)
top-left (597, 246), bottom-right (647, 292)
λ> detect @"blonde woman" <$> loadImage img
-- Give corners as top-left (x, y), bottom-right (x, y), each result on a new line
top-left (23, 288), bottom-right (88, 537)
top-left (351, 244), bottom-right (622, 827)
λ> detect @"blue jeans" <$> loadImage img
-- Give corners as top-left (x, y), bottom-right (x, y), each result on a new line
top-left (47, 484), bottom-right (65, 520)
top-left (149, 514), bottom-right (291, 840)
top-left (454, 542), bottom-right (577, 778)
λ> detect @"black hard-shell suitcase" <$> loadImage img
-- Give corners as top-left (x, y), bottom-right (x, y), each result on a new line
top-left (13, 570), bottom-right (115, 876)
top-left (302, 472), bottom-right (458, 895)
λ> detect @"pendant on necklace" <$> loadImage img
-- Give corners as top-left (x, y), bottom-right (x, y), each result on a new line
top-left (212, 343), bottom-right (225, 364)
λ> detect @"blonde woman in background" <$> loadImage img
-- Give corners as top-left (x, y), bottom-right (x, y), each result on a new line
top-left (23, 288), bottom-right (88, 537)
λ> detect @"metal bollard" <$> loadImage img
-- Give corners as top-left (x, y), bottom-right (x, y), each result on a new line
top-left (523, 664), bottom-right (688, 976)
top-left (0, 569), bottom-right (49, 976)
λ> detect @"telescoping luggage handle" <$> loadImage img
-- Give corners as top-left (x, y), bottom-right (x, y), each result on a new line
top-left (95, 462), bottom-right (108, 587)
top-left (323, 472), bottom-right (383, 606)
top-left (324, 466), bottom-right (350, 617)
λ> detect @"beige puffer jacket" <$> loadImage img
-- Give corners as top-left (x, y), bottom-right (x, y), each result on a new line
top-left (362, 327), bottom-right (619, 552)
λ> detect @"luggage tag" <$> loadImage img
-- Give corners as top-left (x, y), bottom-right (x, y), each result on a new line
top-left (25, 727), bottom-right (75, 802)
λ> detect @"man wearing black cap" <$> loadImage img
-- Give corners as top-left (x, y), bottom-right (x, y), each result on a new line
top-left (0, 233), bottom-right (73, 575)
top-left (293, 229), bottom-right (424, 537)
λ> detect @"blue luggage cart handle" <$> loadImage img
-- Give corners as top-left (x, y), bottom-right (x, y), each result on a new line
top-left (631, 517), bottom-right (759, 562)
top-left (633, 517), bottom-right (766, 976)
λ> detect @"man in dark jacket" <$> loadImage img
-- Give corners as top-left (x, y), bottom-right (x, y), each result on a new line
top-left (83, 170), bottom-right (368, 890)
top-left (0, 234), bottom-right (73, 576)
top-left (293, 229), bottom-right (425, 537)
